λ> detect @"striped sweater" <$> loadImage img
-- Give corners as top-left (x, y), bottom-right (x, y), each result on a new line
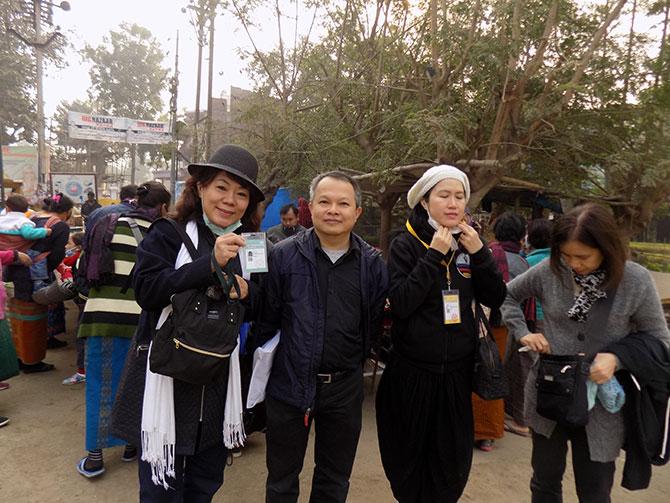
top-left (77, 216), bottom-right (150, 339)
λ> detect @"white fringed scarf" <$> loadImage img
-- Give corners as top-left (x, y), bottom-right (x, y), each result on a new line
top-left (141, 219), bottom-right (246, 489)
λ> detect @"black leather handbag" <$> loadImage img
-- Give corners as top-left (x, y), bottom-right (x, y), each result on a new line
top-left (149, 219), bottom-right (244, 385)
top-left (536, 353), bottom-right (591, 426)
top-left (473, 303), bottom-right (509, 400)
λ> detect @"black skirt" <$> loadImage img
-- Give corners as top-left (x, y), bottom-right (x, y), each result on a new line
top-left (376, 352), bottom-right (475, 503)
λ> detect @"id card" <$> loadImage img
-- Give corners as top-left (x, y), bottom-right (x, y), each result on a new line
top-left (442, 289), bottom-right (461, 325)
top-left (241, 232), bottom-right (269, 274)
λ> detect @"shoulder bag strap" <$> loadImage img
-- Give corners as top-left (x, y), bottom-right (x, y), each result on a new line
top-left (125, 217), bottom-right (144, 245)
top-left (120, 217), bottom-right (144, 295)
top-left (164, 218), bottom-right (199, 260)
top-left (475, 302), bottom-right (495, 340)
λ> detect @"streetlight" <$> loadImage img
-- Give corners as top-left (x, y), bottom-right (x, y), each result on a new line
top-left (8, 0), bottom-right (71, 193)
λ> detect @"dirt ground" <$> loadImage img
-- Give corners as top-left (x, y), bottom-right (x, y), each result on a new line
top-left (1, 302), bottom-right (670, 502)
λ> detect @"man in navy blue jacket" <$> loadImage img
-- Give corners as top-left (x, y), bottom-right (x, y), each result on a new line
top-left (255, 171), bottom-right (388, 503)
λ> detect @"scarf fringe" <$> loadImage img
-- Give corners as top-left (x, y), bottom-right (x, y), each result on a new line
top-left (223, 339), bottom-right (246, 449)
top-left (141, 430), bottom-right (176, 490)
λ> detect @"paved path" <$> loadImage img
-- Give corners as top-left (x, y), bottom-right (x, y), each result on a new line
top-left (2, 284), bottom-right (670, 502)
top-left (650, 271), bottom-right (670, 300)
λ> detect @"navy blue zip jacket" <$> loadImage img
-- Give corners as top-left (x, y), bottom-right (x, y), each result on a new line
top-left (252, 228), bottom-right (389, 411)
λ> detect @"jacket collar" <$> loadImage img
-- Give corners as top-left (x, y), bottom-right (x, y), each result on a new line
top-left (295, 227), bottom-right (368, 263)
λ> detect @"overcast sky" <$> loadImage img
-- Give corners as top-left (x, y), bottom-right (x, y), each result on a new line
top-left (42, 0), bottom-right (320, 121)
top-left (42, 0), bottom-right (661, 126)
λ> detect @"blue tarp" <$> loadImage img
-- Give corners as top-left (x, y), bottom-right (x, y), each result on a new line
top-left (261, 187), bottom-right (295, 231)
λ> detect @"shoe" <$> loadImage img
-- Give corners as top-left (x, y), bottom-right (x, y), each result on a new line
top-left (121, 446), bottom-right (137, 462)
top-left (62, 373), bottom-right (86, 385)
top-left (76, 457), bottom-right (105, 478)
top-left (47, 337), bottom-right (68, 349)
top-left (504, 420), bottom-right (530, 437)
top-left (0, 382), bottom-right (9, 391)
top-left (22, 361), bottom-right (55, 373)
top-left (476, 439), bottom-right (494, 452)
top-left (0, 416), bottom-right (9, 427)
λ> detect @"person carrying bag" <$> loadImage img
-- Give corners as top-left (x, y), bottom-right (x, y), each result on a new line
top-left (110, 145), bottom-right (266, 502)
top-left (501, 204), bottom-right (670, 502)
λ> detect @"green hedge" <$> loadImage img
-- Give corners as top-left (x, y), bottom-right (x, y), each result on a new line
top-left (631, 242), bottom-right (670, 273)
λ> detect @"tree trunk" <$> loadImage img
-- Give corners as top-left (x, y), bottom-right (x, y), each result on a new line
top-left (378, 192), bottom-right (400, 258)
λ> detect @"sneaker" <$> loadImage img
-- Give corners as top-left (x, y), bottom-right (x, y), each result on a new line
top-left (0, 416), bottom-right (9, 427)
top-left (0, 382), bottom-right (9, 391)
top-left (62, 373), bottom-right (86, 385)
top-left (47, 337), bottom-right (68, 349)
top-left (121, 446), bottom-right (137, 462)
top-left (76, 457), bottom-right (105, 478)
top-left (476, 439), bottom-right (494, 452)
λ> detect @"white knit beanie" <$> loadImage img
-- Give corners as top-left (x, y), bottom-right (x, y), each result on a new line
top-left (406, 164), bottom-right (470, 209)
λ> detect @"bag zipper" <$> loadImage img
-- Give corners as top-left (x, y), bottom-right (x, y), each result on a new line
top-left (173, 338), bottom-right (231, 359)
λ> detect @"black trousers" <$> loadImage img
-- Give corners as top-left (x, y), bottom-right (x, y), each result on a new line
top-left (265, 370), bottom-right (364, 503)
top-left (531, 425), bottom-right (615, 503)
top-left (138, 442), bottom-right (227, 503)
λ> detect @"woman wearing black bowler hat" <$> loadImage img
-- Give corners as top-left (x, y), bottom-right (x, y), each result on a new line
top-left (111, 145), bottom-right (266, 502)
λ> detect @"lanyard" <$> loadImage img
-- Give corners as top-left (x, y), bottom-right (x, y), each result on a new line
top-left (405, 220), bottom-right (456, 288)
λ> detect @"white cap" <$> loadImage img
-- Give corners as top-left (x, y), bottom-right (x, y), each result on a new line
top-left (406, 164), bottom-right (470, 209)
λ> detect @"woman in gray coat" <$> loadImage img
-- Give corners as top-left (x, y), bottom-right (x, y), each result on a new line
top-left (501, 203), bottom-right (670, 502)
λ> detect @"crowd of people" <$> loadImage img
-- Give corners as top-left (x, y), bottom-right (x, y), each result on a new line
top-left (0, 144), bottom-right (669, 502)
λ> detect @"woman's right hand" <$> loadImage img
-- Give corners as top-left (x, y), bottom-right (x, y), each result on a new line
top-left (429, 226), bottom-right (452, 255)
top-left (213, 233), bottom-right (247, 267)
top-left (520, 332), bottom-right (551, 353)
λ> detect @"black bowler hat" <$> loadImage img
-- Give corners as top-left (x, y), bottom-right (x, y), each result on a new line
top-left (188, 144), bottom-right (265, 201)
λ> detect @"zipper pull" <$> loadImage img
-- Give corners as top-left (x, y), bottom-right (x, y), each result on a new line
top-left (174, 339), bottom-right (180, 349)
top-left (304, 408), bottom-right (311, 428)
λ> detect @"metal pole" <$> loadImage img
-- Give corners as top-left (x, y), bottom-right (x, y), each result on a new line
top-left (193, 9), bottom-right (204, 163)
top-left (205, 1), bottom-right (215, 160)
top-left (170, 31), bottom-right (179, 203)
top-left (34, 0), bottom-right (45, 190)
top-left (130, 144), bottom-right (136, 185)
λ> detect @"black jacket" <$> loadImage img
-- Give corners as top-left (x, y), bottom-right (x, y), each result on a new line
top-left (606, 332), bottom-right (670, 490)
top-left (251, 228), bottom-right (388, 411)
top-left (111, 216), bottom-right (262, 456)
top-left (388, 208), bottom-right (506, 372)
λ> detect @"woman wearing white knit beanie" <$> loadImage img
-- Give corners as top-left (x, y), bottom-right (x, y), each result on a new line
top-left (376, 164), bottom-right (506, 502)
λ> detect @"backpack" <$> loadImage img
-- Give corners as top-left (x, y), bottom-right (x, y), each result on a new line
top-left (77, 213), bottom-right (121, 288)
top-left (75, 215), bottom-right (143, 297)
